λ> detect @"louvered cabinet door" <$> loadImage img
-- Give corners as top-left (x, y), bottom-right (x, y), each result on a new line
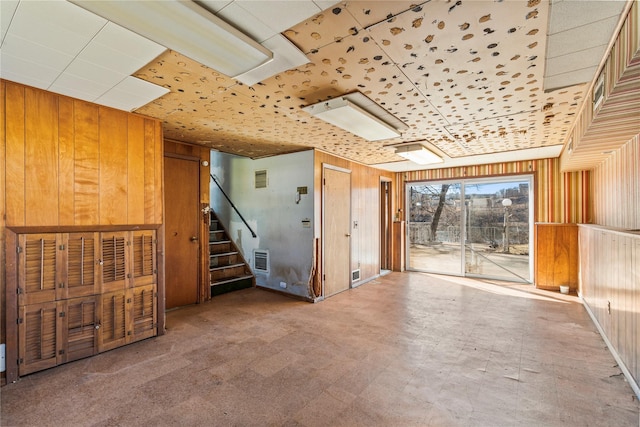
top-left (131, 284), bottom-right (157, 342)
top-left (65, 233), bottom-right (100, 299)
top-left (18, 302), bottom-right (63, 375)
top-left (131, 230), bottom-right (157, 287)
top-left (97, 290), bottom-right (128, 352)
top-left (99, 232), bottom-right (129, 293)
top-left (18, 233), bottom-right (63, 305)
top-left (62, 296), bottom-right (98, 363)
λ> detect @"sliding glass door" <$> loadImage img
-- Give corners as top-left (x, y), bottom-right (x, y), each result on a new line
top-left (407, 176), bottom-right (533, 282)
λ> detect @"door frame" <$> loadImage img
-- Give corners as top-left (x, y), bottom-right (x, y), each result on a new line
top-left (322, 164), bottom-right (352, 298)
top-left (380, 178), bottom-right (392, 272)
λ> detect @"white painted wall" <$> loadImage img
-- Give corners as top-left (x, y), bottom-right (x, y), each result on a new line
top-left (210, 150), bottom-right (315, 298)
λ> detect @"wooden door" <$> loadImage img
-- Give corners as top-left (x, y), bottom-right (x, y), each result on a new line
top-left (164, 156), bottom-right (200, 308)
top-left (65, 232), bottom-right (100, 299)
top-left (18, 233), bottom-right (62, 305)
top-left (97, 290), bottom-right (128, 352)
top-left (19, 301), bottom-right (63, 375)
top-left (323, 166), bottom-right (351, 297)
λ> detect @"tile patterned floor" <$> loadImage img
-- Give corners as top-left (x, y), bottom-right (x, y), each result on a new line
top-left (2, 272), bottom-right (639, 426)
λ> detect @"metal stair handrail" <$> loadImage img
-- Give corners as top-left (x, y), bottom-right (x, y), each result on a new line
top-left (210, 173), bottom-right (257, 238)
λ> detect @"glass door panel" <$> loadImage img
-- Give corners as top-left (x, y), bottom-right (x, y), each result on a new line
top-left (407, 176), bottom-right (532, 282)
top-left (464, 180), bottom-right (531, 282)
top-left (407, 183), bottom-right (462, 274)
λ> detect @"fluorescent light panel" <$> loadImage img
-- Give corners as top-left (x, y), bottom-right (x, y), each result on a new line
top-left (235, 34), bottom-right (309, 86)
top-left (395, 144), bottom-right (443, 165)
top-left (303, 96), bottom-right (402, 141)
top-left (70, 0), bottom-right (273, 78)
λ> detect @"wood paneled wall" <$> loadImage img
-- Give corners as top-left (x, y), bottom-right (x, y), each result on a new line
top-left (579, 225), bottom-right (640, 396)
top-left (1, 81), bottom-right (164, 382)
top-left (313, 150), bottom-right (395, 295)
top-left (593, 134), bottom-right (640, 229)
top-left (3, 82), bottom-right (163, 227)
top-left (395, 158), bottom-right (591, 224)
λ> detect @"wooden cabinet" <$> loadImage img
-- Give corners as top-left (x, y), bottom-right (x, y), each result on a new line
top-left (14, 229), bottom-right (157, 376)
top-left (534, 223), bottom-right (578, 291)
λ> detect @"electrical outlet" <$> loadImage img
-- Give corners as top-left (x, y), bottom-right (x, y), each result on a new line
top-left (280, 282), bottom-right (287, 289)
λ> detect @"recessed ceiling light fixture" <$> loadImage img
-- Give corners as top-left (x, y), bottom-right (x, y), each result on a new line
top-left (302, 92), bottom-right (407, 141)
top-left (395, 144), bottom-right (443, 165)
top-left (70, 0), bottom-right (273, 78)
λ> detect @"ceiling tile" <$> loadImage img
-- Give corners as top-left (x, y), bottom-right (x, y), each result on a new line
top-left (78, 22), bottom-right (166, 75)
top-left (216, 2), bottom-right (274, 42)
top-left (63, 59), bottom-right (126, 89)
top-left (1, 33), bottom-right (74, 73)
top-left (0, 0), bottom-right (19, 46)
top-left (96, 76), bottom-right (170, 112)
top-left (9, 0), bottom-right (106, 57)
top-left (546, 16), bottom-right (620, 58)
top-left (235, 1), bottom-right (322, 34)
top-left (0, 51), bottom-right (63, 88)
top-left (49, 73), bottom-right (113, 101)
top-left (313, 1), bottom-right (341, 13)
top-left (544, 67), bottom-right (598, 92)
top-left (89, 22), bottom-right (167, 65)
top-left (549, 0), bottom-right (625, 34)
top-left (545, 44), bottom-right (608, 78)
top-left (195, 0), bottom-right (233, 14)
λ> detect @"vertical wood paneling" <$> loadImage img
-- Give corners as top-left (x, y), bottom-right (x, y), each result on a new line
top-left (58, 98), bottom-right (75, 225)
top-left (74, 101), bottom-right (100, 225)
top-left (314, 150), bottom-right (394, 287)
top-left (25, 88), bottom-right (59, 226)
top-left (5, 83), bottom-right (26, 226)
top-left (127, 115), bottom-right (145, 225)
top-left (144, 120), bottom-right (156, 224)
top-left (580, 226), bottom-right (639, 395)
top-left (154, 121), bottom-right (163, 224)
top-left (2, 82), bottom-right (164, 228)
top-left (99, 109), bottom-right (128, 225)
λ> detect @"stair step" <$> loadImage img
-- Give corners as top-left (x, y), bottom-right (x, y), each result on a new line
top-left (211, 274), bottom-right (254, 287)
top-left (210, 263), bottom-right (246, 272)
top-left (209, 240), bottom-right (231, 245)
top-left (210, 251), bottom-right (239, 258)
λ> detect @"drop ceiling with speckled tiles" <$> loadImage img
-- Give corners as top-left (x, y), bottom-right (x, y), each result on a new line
top-left (134, 0), bottom-right (589, 166)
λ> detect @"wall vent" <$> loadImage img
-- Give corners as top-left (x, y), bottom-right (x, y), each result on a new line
top-left (352, 269), bottom-right (360, 282)
top-left (254, 249), bottom-right (269, 274)
top-left (255, 170), bottom-right (268, 189)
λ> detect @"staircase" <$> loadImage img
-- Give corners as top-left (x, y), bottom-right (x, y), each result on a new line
top-left (209, 211), bottom-right (254, 297)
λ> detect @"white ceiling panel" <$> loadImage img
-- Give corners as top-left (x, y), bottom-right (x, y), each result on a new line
top-left (63, 59), bottom-right (125, 89)
top-left (49, 72), bottom-right (113, 101)
top-left (1, 33), bottom-right (74, 73)
top-left (549, 0), bottom-right (625, 34)
top-left (88, 22), bottom-right (166, 66)
top-left (216, 2), bottom-right (274, 42)
top-left (0, 52), bottom-right (62, 88)
top-left (235, 1), bottom-right (322, 34)
top-left (546, 16), bottom-right (620, 59)
top-left (544, 67), bottom-right (598, 92)
top-left (195, 1), bottom-right (233, 13)
top-left (96, 76), bottom-right (170, 112)
top-left (0, 0), bottom-right (19, 46)
top-left (78, 23), bottom-right (166, 75)
top-left (546, 44), bottom-right (609, 77)
top-left (9, 0), bottom-right (106, 57)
